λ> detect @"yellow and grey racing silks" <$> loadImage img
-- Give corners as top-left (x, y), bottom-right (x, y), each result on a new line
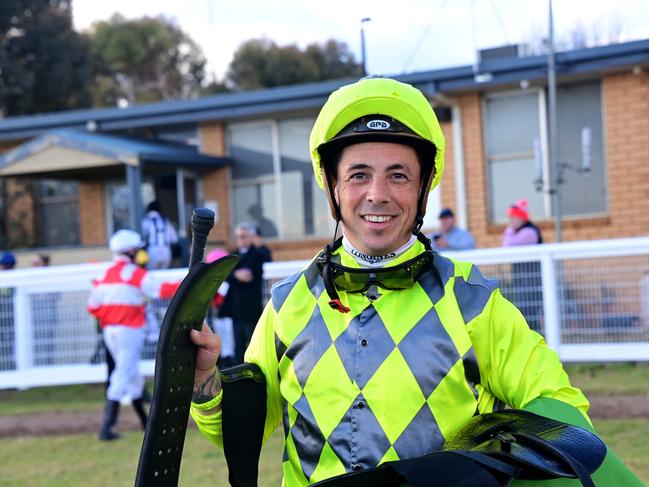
top-left (190, 241), bottom-right (589, 486)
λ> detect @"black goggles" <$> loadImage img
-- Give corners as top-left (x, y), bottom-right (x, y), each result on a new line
top-left (320, 250), bottom-right (434, 294)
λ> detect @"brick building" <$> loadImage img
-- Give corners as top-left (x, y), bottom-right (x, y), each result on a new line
top-left (0, 39), bottom-right (648, 266)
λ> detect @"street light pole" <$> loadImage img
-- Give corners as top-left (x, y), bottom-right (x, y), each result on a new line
top-left (547, 0), bottom-right (562, 242)
top-left (360, 18), bottom-right (371, 76)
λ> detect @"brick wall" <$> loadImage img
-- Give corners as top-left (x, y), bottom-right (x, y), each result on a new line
top-left (4, 177), bottom-right (35, 247)
top-left (78, 180), bottom-right (106, 245)
top-left (199, 123), bottom-right (232, 245)
top-left (438, 120), bottom-right (456, 212)
top-left (601, 71), bottom-right (649, 239)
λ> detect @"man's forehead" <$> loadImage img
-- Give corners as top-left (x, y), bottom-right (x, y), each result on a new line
top-left (339, 143), bottom-right (419, 165)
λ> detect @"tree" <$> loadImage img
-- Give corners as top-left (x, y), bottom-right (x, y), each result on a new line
top-left (89, 14), bottom-right (207, 106)
top-left (226, 38), bottom-right (362, 90)
top-left (305, 39), bottom-right (361, 81)
top-left (0, 0), bottom-right (92, 116)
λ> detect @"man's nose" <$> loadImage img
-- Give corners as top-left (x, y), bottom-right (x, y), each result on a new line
top-left (366, 177), bottom-right (390, 203)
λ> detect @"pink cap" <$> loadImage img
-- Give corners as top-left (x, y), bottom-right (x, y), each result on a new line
top-left (507, 198), bottom-right (529, 221)
top-left (206, 248), bottom-right (229, 263)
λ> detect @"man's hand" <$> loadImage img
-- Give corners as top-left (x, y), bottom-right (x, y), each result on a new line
top-left (436, 236), bottom-right (449, 249)
top-left (234, 268), bottom-right (254, 283)
top-left (190, 323), bottom-right (222, 413)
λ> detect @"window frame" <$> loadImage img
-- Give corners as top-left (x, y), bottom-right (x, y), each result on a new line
top-left (482, 82), bottom-right (607, 224)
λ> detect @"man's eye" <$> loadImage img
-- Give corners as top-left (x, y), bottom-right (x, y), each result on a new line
top-left (391, 173), bottom-right (408, 180)
top-left (349, 172), bottom-right (368, 180)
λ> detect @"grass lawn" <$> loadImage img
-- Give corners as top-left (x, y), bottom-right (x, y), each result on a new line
top-left (1, 363), bottom-right (647, 485)
top-left (565, 362), bottom-right (649, 395)
top-left (0, 420), bottom-right (647, 486)
top-left (0, 428), bottom-right (284, 487)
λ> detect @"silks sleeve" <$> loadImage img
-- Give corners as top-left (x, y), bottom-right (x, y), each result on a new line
top-left (467, 288), bottom-right (590, 418)
top-left (190, 301), bottom-right (283, 447)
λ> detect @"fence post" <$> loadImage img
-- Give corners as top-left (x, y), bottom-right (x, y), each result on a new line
top-left (540, 254), bottom-right (561, 355)
top-left (14, 287), bottom-right (34, 378)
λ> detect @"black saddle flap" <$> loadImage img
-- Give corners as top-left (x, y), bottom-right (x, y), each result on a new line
top-left (222, 363), bottom-right (267, 487)
top-left (442, 409), bottom-right (606, 480)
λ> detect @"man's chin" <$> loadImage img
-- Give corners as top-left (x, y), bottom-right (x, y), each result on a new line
top-left (359, 237), bottom-right (402, 256)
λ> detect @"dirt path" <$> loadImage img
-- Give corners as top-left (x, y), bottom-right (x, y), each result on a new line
top-left (1, 394), bottom-right (647, 438)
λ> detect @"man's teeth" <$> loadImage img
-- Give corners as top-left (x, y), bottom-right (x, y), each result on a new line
top-left (364, 215), bottom-right (392, 223)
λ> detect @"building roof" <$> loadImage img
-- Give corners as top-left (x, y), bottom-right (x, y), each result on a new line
top-left (0, 129), bottom-right (230, 177)
top-left (0, 39), bottom-right (648, 142)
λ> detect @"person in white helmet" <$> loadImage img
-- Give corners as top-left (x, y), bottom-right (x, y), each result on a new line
top-left (87, 229), bottom-right (180, 441)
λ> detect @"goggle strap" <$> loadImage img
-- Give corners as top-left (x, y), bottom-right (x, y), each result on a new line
top-left (321, 247), bottom-right (350, 314)
top-left (328, 298), bottom-right (351, 314)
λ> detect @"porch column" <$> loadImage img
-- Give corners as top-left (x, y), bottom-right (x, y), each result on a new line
top-left (126, 163), bottom-right (143, 232)
top-left (176, 168), bottom-right (189, 266)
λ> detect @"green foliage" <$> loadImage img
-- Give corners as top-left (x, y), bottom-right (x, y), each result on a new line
top-left (89, 14), bottom-right (207, 106)
top-left (226, 37), bottom-right (362, 90)
top-left (0, 0), bottom-right (92, 116)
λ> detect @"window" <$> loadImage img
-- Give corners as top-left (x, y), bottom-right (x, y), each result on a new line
top-left (105, 181), bottom-right (155, 235)
top-left (483, 81), bottom-right (606, 223)
top-left (484, 90), bottom-right (545, 222)
top-left (228, 116), bottom-right (332, 240)
top-left (278, 116), bottom-right (332, 238)
top-left (35, 180), bottom-right (80, 246)
top-left (228, 122), bottom-right (278, 238)
top-left (556, 82), bottom-right (606, 216)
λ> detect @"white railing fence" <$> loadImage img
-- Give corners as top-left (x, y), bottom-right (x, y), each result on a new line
top-left (1, 237), bottom-right (648, 390)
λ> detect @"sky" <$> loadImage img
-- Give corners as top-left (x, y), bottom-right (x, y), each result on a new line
top-left (72, 0), bottom-right (649, 81)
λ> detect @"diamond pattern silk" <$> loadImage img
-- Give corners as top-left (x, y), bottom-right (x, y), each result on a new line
top-left (267, 247), bottom-right (495, 485)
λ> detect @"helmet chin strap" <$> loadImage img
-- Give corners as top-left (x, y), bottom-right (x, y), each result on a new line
top-left (411, 165), bottom-right (434, 240)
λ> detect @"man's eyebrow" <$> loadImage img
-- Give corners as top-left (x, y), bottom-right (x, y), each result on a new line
top-left (343, 163), bottom-right (372, 172)
top-left (386, 163), bottom-right (411, 172)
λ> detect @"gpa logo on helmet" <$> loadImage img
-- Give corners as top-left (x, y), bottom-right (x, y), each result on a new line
top-left (366, 119), bottom-right (391, 130)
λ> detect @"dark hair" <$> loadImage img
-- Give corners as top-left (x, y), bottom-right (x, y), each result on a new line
top-left (146, 200), bottom-right (162, 214)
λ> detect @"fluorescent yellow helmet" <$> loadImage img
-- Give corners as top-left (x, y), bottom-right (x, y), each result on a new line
top-left (309, 77), bottom-right (445, 193)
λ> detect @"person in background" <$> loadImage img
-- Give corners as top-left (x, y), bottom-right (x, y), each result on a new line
top-left (31, 253), bottom-right (50, 267)
top-left (141, 200), bottom-right (179, 270)
top-left (87, 230), bottom-right (179, 441)
top-left (502, 198), bottom-right (543, 332)
top-left (206, 248), bottom-right (235, 369)
top-left (0, 251), bottom-right (15, 270)
top-left (248, 203), bottom-right (278, 239)
top-left (0, 251), bottom-right (16, 370)
top-left (31, 253), bottom-right (59, 365)
top-left (429, 207), bottom-right (475, 251)
top-left (218, 222), bottom-right (265, 365)
top-left (502, 198), bottom-right (543, 246)
top-left (253, 225), bottom-right (273, 264)
top-left (134, 249), bottom-right (161, 346)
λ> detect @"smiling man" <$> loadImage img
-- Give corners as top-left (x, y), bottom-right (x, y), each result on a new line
top-left (188, 77), bottom-right (641, 486)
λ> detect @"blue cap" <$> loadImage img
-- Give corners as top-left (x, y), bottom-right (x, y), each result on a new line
top-left (0, 251), bottom-right (16, 267)
top-left (438, 208), bottom-right (454, 219)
